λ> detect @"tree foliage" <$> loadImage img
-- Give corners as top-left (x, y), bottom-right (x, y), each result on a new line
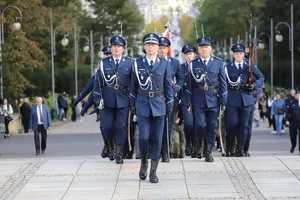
top-left (184, 0), bottom-right (300, 89)
top-left (0, 0), bottom-right (144, 100)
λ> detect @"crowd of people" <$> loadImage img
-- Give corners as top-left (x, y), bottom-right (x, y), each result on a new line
top-left (256, 89), bottom-right (300, 154)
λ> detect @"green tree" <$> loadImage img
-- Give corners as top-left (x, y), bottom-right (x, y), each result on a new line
top-left (84, 0), bottom-right (144, 47)
top-left (144, 16), bottom-right (169, 34)
top-left (1, 0), bottom-right (48, 99)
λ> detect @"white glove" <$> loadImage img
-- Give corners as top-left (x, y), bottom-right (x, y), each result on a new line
top-left (98, 99), bottom-right (104, 110)
top-left (133, 114), bottom-right (137, 122)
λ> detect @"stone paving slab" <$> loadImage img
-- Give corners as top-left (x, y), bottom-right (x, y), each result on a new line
top-left (0, 156), bottom-right (300, 200)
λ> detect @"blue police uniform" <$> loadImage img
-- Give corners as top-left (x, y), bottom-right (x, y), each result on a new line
top-left (224, 43), bottom-right (264, 156)
top-left (244, 76), bottom-right (264, 156)
top-left (93, 35), bottom-right (132, 164)
top-left (187, 37), bottom-right (227, 162)
top-left (179, 44), bottom-right (197, 156)
top-left (290, 97), bottom-right (300, 154)
top-left (130, 33), bottom-right (173, 183)
top-left (159, 37), bottom-right (185, 161)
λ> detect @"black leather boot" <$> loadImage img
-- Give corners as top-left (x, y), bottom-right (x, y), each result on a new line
top-left (149, 160), bottom-right (159, 183)
top-left (101, 144), bottom-right (109, 158)
top-left (108, 142), bottom-right (115, 161)
top-left (191, 140), bottom-right (198, 158)
top-left (205, 143), bottom-right (214, 162)
top-left (139, 154), bottom-right (148, 180)
top-left (197, 144), bottom-right (203, 159)
top-left (115, 145), bottom-right (124, 164)
top-left (161, 150), bottom-right (170, 162)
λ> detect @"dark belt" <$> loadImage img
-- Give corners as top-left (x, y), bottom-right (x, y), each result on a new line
top-left (106, 84), bottom-right (127, 92)
top-left (139, 90), bottom-right (163, 97)
top-left (195, 85), bottom-right (218, 93)
top-left (229, 85), bottom-right (240, 90)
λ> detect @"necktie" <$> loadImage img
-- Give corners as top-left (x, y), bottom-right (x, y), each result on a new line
top-left (38, 105), bottom-right (43, 122)
top-left (115, 59), bottom-right (119, 69)
top-left (203, 59), bottom-right (207, 66)
top-left (238, 64), bottom-right (242, 73)
top-left (150, 60), bottom-right (154, 70)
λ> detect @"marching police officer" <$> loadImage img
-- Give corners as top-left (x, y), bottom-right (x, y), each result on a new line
top-left (93, 35), bottom-right (132, 164)
top-left (187, 37), bottom-right (227, 162)
top-left (130, 33), bottom-right (173, 183)
top-left (179, 44), bottom-right (197, 156)
top-left (159, 37), bottom-right (185, 162)
top-left (73, 45), bottom-right (113, 158)
top-left (224, 43), bottom-right (264, 157)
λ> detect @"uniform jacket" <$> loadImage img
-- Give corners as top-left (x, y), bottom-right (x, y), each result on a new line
top-left (187, 56), bottom-right (227, 109)
top-left (130, 56), bottom-right (174, 117)
top-left (225, 60), bottom-right (264, 107)
top-left (93, 56), bottom-right (132, 108)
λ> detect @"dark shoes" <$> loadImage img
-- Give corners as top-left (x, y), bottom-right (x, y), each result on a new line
top-left (234, 150), bottom-right (244, 157)
top-left (185, 145), bottom-right (192, 156)
top-left (290, 147), bottom-right (295, 154)
top-left (115, 145), bottom-right (124, 164)
top-left (161, 152), bottom-right (169, 162)
top-left (243, 151), bottom-right (250, 157)
top-left (139, 155), bottom-right (148, 180)
top-left (149, 160), bottom-right (159, 183)
top-left (205, 153), bottom-right (214, 162)
top-left (101, 145), bottom-right (109, 158)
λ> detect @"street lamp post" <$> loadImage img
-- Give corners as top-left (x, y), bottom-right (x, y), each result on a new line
top-left (90, 30), bottom-right (94, 77)
top-left (0, 5), bottom-right (22, 98)
top-left (274, 3), bottom-right (294, 89)
top-left (257, 19), bottom-right (274, 95)
top-left (59, 23), bottom-right (90, 96)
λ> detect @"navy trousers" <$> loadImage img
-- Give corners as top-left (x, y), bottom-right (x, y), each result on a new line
top-left (225, 105), bottom-right (252, 152)
top-left (100, 107), bottom-right (128, 146)
top-left (193, 106), bottom-right (219, 147)
top-left (180, 105), bottom-right (194, 147)
top-left (137, 115), bottom-right (165, 161)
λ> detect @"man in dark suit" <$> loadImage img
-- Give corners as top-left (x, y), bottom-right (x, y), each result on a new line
top-left (30, 97), bottom-right (51, 156)
top-left (20, 98), bottom-right (31, 133)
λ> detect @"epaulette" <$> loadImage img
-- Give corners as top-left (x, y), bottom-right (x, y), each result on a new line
top-left (213, 55), bottom-right (223, 61)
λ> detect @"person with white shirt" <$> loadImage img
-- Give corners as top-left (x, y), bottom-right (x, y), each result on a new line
top-left (1, 98), bottom-right (13, 138)
top-left (30, 97), bottom-right (51, 156)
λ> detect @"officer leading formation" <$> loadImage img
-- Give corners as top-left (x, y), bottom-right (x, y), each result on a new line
top-left (74, 33), bottom-right (265, 183)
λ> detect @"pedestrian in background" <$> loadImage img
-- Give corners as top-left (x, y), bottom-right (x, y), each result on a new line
top-left (2, 98), bottom-right (14, 138)
top-left (57, 93), bottom-right (68, 121)
top-left (30, 97), bottom-right (51, 156)
top-left (20, 97), bottom-right (31, 133)
top-left (271, 94), bottom-right (285, 135)
top-left (290, 93), bottom-right (300, 155)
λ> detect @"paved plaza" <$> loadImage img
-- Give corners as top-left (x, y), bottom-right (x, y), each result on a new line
top-left (0, 116), bottom-right (300, 200)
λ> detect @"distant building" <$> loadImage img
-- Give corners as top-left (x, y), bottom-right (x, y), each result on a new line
top-left (134, 0), bottom-right (198, 24)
